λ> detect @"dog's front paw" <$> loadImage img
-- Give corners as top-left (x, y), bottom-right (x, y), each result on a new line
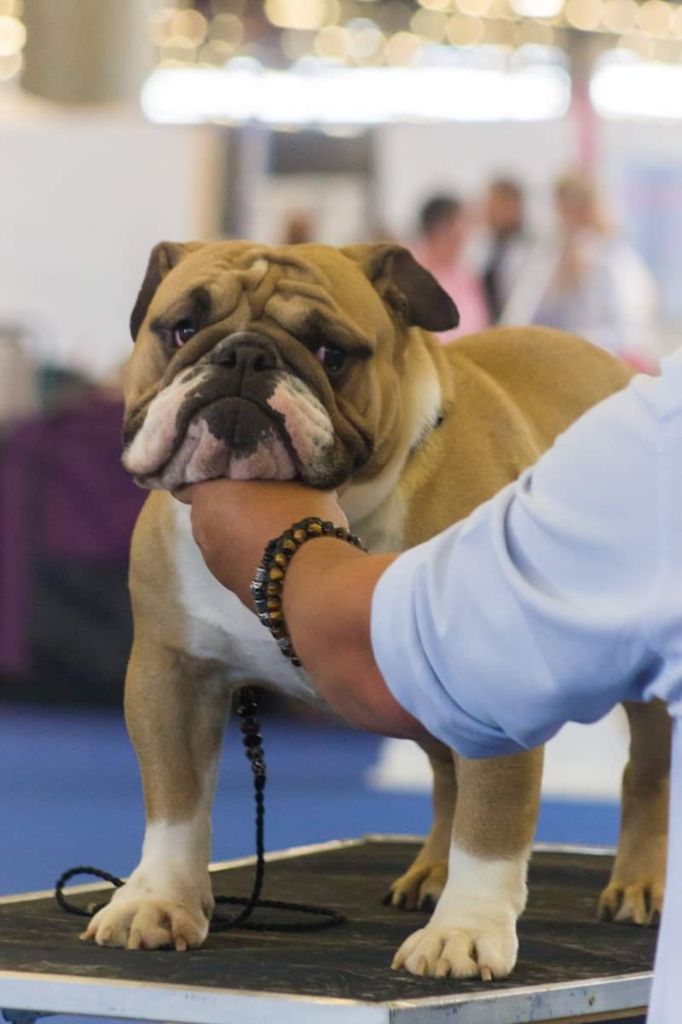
top-left (391, 910), bottom-right (518, 980)
top-left (80, 893), bottom-right (210, 951)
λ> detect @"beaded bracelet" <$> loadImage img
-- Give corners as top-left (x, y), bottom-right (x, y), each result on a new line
top-left (250, 516), bottom-right (367, 666)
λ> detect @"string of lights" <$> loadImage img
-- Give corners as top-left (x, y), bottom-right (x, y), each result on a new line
top-left (0, 0), bottom-right (25, 83)
top-left (2, 2), bottom-right (682, 120)
top-left (144, 0), bottom-right (682, 71)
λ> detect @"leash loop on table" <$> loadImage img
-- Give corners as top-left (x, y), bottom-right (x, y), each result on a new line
top-left (55, 688), bottom-right (346, 934)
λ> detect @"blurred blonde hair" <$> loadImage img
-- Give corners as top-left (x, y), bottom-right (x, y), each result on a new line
top-left (554, 171), bottom-right (611, 235)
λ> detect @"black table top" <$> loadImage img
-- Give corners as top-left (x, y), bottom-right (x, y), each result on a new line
top-left (0, 841), bottom-right (657, 1005)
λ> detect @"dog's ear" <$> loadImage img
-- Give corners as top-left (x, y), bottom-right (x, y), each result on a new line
top-left (130, 242), bottom-right (192, 341)
top-left (341, 243), bottom-right (459, 332)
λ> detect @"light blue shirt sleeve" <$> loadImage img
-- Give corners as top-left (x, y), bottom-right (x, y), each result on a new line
top-left (371, 366), bottom-right (675, 758)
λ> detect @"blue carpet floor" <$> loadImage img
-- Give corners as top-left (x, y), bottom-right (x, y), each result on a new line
top-left (2, 705), bottom-right (619, 896)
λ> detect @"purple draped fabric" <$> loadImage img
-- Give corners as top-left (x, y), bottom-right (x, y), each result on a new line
top-left (0, 398), bottom-right (145, 675)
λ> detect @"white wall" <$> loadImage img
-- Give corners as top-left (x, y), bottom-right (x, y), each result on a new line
top-left (249, 174), bottom-right (368, 246)
top-left (375, 118), bottom-right (576, 241)
top-left (0, 98), bottom-right (224, 380)
top-left (5, 104), bottom-right (682, 381)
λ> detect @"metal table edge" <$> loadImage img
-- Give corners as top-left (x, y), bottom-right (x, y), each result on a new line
top-left (0, 837), bottom-right (368, 905)
top-left (0, 971), bottom-right (388, 1024)
top-left (0, 837), bottom-right (617, 906)
top-left (385, 972), bottom-right (652, 1022)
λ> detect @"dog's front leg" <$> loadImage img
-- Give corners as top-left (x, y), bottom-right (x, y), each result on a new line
top-left (392, 746), bottom-right (543, 980)
top-left (81, 642), bottom-right (228, 951)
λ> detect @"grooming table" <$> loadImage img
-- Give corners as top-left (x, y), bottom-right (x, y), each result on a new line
top-left (0, 837), bottom-right (654, 1024)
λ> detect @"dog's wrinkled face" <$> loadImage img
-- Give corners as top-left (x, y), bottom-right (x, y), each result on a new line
top-left (122, 241), bottom-right (458, 491)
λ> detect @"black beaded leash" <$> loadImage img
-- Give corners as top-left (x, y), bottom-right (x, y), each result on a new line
top-left (55, 687), bottom-right (346, 934)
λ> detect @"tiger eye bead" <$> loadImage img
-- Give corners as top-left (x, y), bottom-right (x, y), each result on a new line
top-left (253, 517), bottom-right (366, 668)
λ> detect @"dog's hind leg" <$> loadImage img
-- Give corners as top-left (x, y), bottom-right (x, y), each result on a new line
top-left (599, 699), bottom-right (670, 926)
top-left (385, 738), bottom-right (456, 911)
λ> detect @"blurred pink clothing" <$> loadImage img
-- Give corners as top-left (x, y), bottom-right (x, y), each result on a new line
top-left (413, 246), bottom-right (490, 342)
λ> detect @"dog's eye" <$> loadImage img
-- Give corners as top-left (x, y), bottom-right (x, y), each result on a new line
top-left (172, 320), bottom-right (197, 347)
top-left (316, 345), bottom-right (346, 373)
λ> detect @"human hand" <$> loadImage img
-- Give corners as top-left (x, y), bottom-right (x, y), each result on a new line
top-left (175, 480), bottom-right (348, 607)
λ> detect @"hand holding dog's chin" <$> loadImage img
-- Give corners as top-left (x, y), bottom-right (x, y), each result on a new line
top-left (175, 478), bottom-right (428, 742)
top-left (175, 479), bottom-right (349, 607)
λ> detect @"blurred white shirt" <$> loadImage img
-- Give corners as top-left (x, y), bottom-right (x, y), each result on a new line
top-left (371, 350), bottom-right (682, 1021)
top-left (501, 230), bottom-right (661, 368)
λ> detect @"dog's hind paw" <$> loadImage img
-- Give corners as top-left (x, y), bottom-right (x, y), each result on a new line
top-left (598, 879), bottom-right (664, 927)
top-left (384, 860), bottom-right (448, 912)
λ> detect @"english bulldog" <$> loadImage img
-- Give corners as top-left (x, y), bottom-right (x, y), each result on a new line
top-left (81, 240), bottom-right (670, 980)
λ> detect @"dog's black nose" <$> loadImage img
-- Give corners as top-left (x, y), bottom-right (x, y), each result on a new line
top-left (212, 333), bottom-right (282, 374)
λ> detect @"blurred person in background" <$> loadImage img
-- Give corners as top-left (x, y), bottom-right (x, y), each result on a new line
top-left (481, 178), bottom-right (531, 323)
top-left (501, 172), bottom-right (660, 370)
top-left (281, 209), bottom-right (316, 246)
top-left (413, 194), bottom-right (489, 342)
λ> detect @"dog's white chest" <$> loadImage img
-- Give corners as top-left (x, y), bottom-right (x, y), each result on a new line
top-left (171, 503), bottom-right (326, 707)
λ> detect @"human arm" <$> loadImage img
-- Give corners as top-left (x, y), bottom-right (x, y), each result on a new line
top-left (369, 368), bottom-right (665, 754)
top-left (185, 366), bottom-right (667, 755)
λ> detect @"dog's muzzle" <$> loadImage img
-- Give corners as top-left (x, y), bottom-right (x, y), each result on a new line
top-left (123, 332), bottom-right (336, 490)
